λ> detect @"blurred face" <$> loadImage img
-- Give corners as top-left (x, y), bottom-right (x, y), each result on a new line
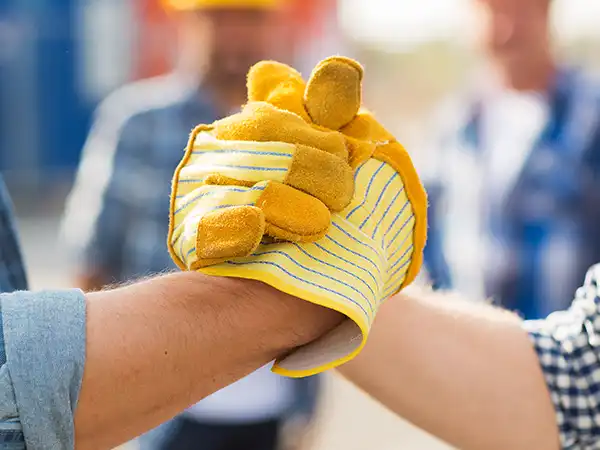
top-left (189, 8), bottom-right (279, 87)
top-left (473, 0), bottom-right (550, 69)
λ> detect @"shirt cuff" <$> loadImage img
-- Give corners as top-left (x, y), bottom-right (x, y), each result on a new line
top-left (2, 289), bottom-right (86, 450)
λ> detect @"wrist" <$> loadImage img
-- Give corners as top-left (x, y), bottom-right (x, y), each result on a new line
top-left (185, 272), bottom-right (343, 352)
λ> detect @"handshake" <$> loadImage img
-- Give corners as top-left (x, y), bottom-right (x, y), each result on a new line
top-left (167, 56), bottom-right (427, 377)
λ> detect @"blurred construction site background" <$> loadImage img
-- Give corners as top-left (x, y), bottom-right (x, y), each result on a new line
top-left (2, 0), bottom-right (600, 189)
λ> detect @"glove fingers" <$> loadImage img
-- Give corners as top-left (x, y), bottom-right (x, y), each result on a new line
top-left (257, 181), bottom-right (330, 242)
top-left (285, 144), bottom-right (355, 212)
top-left (247, 60), bottom-right (311, 122)
top-left (247, 60), bottom-right (304, 100)
top-left (194, 205), bottom-right (265, 269)
top-left (170, 179), bottom-right (331, 269)
top-left (186, 128), bottom-right (355, 213)
top-left (213, 103), bottom-right (349, 160)
top-left (170, 184), bottom-right (267, 269)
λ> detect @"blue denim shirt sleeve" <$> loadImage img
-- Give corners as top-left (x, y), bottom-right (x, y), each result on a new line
top-left (0, 289), bottom-right (86, 450)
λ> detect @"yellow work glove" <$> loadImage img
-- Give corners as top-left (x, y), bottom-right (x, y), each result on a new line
top-left (168, 56), bottom-right (427, 377)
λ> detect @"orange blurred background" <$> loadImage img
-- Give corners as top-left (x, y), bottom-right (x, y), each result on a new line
top-left (132, 0), bottom-right (338, 80)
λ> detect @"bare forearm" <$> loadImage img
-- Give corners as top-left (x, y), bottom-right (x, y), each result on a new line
top-left (339, 287), bottom-right (559, 450)
top-left (75, 272), bottom-right (341, 450)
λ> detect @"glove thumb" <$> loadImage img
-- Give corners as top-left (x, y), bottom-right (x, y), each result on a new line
top-left (304, 56), bottom-right (363, 130)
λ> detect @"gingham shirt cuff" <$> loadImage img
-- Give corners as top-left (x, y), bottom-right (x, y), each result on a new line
top-left (524, 264), bottom-right (600, 449)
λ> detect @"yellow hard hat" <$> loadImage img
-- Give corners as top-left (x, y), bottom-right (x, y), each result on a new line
top-left (163, 0), bottom-right (282, 10)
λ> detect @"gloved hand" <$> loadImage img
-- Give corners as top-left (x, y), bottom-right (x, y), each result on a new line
top-left (168, 56), bottom-right (427, 377)
top-left (168, 76), bottom-right (357, 268)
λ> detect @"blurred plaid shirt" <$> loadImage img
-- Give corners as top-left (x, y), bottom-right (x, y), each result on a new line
top-left (424, 67), bottom-right (600, 319)
top-left (61, 75), bottom-right (216, 282)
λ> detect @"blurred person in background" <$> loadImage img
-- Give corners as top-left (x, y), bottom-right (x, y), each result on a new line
top-left (60, 0), bottom-right (320, 449)
top-left (423, 0), bottom-right (600, 319)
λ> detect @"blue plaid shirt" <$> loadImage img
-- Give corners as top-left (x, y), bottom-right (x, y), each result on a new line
top-left (424, 67), bottom-right (600, 319)
top-left (527, 263), bottom-right (600, 448)
top-left (62, 75), bottom-right (216, 282)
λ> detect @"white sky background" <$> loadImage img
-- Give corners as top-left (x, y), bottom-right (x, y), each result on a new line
top-left (339, 0), bottom-right (600, 48)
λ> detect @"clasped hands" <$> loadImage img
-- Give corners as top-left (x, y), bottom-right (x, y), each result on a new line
top-left (168, 56), bottom-right (427, 377)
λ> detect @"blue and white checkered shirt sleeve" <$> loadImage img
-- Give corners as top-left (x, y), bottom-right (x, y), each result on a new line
top-left (524, 264), bottom-right (600, 449)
